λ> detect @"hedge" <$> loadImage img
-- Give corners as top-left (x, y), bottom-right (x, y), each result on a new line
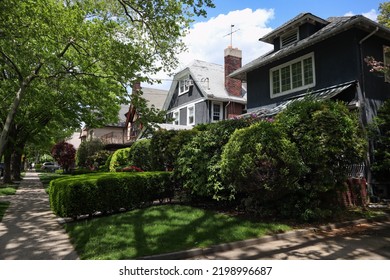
top-left (49, 172), bottom-right (173, 218)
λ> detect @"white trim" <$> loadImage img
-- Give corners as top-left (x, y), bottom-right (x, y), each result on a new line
top-left (172, 110), bottom-right (180, 125)
top-left (270, 52), bottom-right (316, 99)
top-left (167, 98), bottom-right (206, 114)
top-left (211, 101), bottom-right (223, 122)
top-left (187, 105), bottom-right (195, 125)
top-left (178, 75), bottom-right (190, 95)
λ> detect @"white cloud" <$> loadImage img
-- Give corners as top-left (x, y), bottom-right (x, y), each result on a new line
top-left (363, 9), bottom-right (378, 21)
top-left (344, 9), bottom-right (378, 21)
top-left (147, 8), bottom-right (275, 90)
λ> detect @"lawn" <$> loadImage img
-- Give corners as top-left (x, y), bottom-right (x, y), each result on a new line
top-left (0, 184), bottom-right (18, 196)
top-left (64, 204), bottom-right (291, 260)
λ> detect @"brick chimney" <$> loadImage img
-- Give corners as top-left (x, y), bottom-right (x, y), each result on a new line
top-left (224, 46), bottom-right (242, 96)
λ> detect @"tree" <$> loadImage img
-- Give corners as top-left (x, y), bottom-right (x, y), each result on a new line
top-left (364, 2), bottom-right (390, 77)
top-left (51, 142), bottom-right (76, 173)
top-left (0, 0), bottom-right (215, 161)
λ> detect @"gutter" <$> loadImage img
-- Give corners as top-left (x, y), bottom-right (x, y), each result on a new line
top-left (359, 27), bottom-right (379, 44)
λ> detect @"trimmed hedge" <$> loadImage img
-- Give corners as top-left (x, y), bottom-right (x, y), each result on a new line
top-left (49, 172), bottom-right (173, 218)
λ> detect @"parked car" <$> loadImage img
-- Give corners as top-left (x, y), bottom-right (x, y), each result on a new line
top-left (0, 162), bottom-right (4, 177)
top-left (41, 162), bottom-right (60, 172)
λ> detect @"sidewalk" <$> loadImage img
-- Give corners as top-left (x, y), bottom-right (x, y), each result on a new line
top-left (0, 171), bottom-right (78, 260)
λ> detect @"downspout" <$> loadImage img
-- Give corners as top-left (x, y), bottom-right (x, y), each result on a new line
top-left (225, 100), bottom-right (231, 119)
top-left (358, 26), bottom-right (379, 198)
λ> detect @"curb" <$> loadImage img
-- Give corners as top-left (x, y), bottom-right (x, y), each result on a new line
top-left (139, 214), bottom-right (390, 260)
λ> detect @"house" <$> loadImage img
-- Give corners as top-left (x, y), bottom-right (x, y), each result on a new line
top-left (162, 47), bottom-right (247, 126)
top-left (80, 104), bottom-right (129, 147)
top-left (230, 13), bottom-right (390, 197)
top-left (124, 83), bottom-right (168, 142)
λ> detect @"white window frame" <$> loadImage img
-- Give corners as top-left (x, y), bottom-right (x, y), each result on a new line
top-left (187, 105), bottom-right (195, 125)
top-left (179, 75), bottom-right (190, 95)
top-left (211, 102), bottom-right (223, 122)
top-left (270, 52), bottom-right (316, 98)
top-left (172, 110), bottom-right (179, 125)
top-left (384, 45), bottom-right (390, 83)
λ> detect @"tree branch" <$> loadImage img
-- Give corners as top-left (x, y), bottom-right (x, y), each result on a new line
top-left (0, 50), bottom-right (23, 83)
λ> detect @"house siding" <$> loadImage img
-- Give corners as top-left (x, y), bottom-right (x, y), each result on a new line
top-left (167, 80), bottom-right (205, 111)
top-left (247, 29), bottom-right (362, 110)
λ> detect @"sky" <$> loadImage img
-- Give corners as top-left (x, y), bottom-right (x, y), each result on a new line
top-left (147, 0), bottom-right (385, 90)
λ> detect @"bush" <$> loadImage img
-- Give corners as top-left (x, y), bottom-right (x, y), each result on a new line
top-left (370, 99), bottom-right (390, 181)
top-left (109, 147), bottom-right (131, 172)
top-left (275, 99), bottom-right (366, 220)
top-left (220, 121), bottom-right (305, 214)
top-left (127, 139), bottom-right (152, 171)
top-left (76, 139), bottom-right (104, 168)
top-left (49, 172), bottom-right (174, 218)
top-left (174, 118), bottom-right (256, 200)
top-left (150, 129), bottom-right (198, 171)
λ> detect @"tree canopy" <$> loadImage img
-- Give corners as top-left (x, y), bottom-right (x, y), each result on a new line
top-left (0, 0), bottom-right (215, 165)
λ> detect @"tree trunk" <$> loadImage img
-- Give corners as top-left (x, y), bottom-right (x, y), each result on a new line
top-left (11, 148), bottom-right (23, 181)
top-left (2, 148), bottom-right (12, 184)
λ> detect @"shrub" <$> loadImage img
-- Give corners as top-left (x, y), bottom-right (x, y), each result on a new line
top-left (76, 139), bottom-right (104, 168)
top-left (109, 147), bottom-right (131, 172)
top-left (370, 99), bottom-right (390, 181)
top-left (275, 99), bottom-right (366, 220)
top-left (127, 139), bottom-right (152, 171)
top-left (150, 129), bottom-right (198, 171)
top-left (174, 118), bottom-right (256, 200)
top-left (220, 121), bottom-right (305, 214)
top-left (49, 172), bottom-right (173, 218)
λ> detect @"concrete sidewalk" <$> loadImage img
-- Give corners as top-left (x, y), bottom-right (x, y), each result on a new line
top-left (0, 171), bottom-right (78, 260)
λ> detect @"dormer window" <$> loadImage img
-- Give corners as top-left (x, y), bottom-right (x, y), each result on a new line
top-left (179, 75), bottom-right (193, 95)
top-left (281, 29), bottom-right (299, 48)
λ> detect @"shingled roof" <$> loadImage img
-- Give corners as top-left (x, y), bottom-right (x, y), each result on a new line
top-left (231, 14), bottom-right (390, 81)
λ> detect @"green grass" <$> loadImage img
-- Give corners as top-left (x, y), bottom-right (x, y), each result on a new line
top-left (0, 184), bottom-right (18, 196)
top-left (64, 204), bottom-right (291, 260)
top-left (0, 201), bottom-right (10, 222)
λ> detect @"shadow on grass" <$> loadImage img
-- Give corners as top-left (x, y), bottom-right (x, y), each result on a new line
top-left (64, 204), bottom-right (290, 260)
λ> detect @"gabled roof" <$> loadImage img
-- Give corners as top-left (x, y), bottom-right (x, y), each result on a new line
top-left (163, 60), bottom-right (246, 110)
top-left (231, 15), bottom-right (390, 81)
top-left (140, 87), bottom-right (168, 110)
top-left (260, 13), bottom-right (328, 44)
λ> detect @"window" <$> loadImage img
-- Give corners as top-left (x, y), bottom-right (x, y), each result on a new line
top-left (212, 102), bottom-right (222, 122)
top-left (172, 111), bottom-right (179, 125)
top-left (270, 52), bottom-right (315, 98)
top-left (187, 106), bottom-right (195, 125)
top-left (281, 29), bottom-right (299, 48)
top-left (385, 45), bottom-right (390, 83)
top-left (179, 75), bottom-right (192, 95)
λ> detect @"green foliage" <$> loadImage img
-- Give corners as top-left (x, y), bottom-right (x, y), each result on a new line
top-left (371, 99), bottom-right (390, 181)
top-left (49, 172), bottom-right (174, 218)
top-left (0, 201), bottom-right (10, 222)
top-left (0, 0), bottom-right (215, 161)
top-left (76, 139), bottom-right (105, 168)
top-left (221, 121), bottom-right (305, 209)
top-left (174, 118), bottom-right (255, 199)
top-left (275, 99), bottom-right (366, 220)
top-left (150, 129), bottom-right (198, 171)
top-left (378, 2), bottom-right (390, 27)
top-left (127, 139), bottom-right (152, 171)
top-left (109, 148), bottom-right (131, 172)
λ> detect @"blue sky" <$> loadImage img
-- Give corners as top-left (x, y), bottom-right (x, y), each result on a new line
top-left (203, 0), bottom-right (382, 27)
top-left (149, 0), bottom-right (384, 89)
